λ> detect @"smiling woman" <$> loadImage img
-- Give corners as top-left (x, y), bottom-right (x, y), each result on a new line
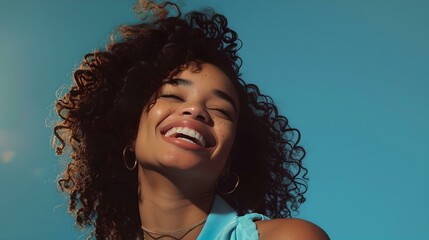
top-left (52, 1), bottom-right (328, 239)
top-left (135, 64), bottom-right (238, 179)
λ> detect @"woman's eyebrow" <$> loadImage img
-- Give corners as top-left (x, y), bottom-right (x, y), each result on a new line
top-left (164, 78), bottom-right (192, 86)
top-left (166, 77), bottom-right (238, 113)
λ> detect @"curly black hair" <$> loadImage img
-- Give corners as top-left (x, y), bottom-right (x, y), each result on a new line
top-left (53, 1), bottom-right (308, 239)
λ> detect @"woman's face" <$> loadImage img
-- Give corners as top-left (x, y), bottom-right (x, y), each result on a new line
top-left (134, 63), bottom-right (239, 181)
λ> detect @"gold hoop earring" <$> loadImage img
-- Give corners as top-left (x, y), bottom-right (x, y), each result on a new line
top-left (216, 171), bottom-right (240, 195)
top-left (123, 145), bottom-right (137, 171)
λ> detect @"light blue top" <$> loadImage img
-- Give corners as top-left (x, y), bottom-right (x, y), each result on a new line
top-left (197, 195), bottom-right (270, 240)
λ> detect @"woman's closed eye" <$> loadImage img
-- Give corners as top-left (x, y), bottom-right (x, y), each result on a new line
top-left (210, 108), bottom-right (233, 120)
top-left (159, 94), bottom-right (183, 101)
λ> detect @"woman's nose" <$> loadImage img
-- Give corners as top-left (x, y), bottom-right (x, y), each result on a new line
top-left (181, 104), bottom-right (210, 123)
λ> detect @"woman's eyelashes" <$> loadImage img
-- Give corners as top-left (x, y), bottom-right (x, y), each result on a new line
top-left (209, 108), bottom-right (233, 120)
top-left (159, 93), bottom-right (183, 101)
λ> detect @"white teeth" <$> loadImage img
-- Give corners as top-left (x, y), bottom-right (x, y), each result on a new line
top-left (182, 127), bottom-right (190, 135)
top-left (164, 126), bottom-right (207, 147)
top-left (165, 127), bottom-right (177, 137)
top-left (178, 137), bottom-right (196, 145)
top-left (189, 129), bottom-right (196, 137)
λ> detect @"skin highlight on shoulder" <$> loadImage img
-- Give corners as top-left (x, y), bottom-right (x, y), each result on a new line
top-left (256, 218), bottom-right (330, 240)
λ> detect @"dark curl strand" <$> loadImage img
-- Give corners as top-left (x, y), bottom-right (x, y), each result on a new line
top-left (53, 1), bottom-right (308, 239)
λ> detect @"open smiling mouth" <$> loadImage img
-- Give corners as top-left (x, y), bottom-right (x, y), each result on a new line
top-left (163, 127), bottom-right (208, 147)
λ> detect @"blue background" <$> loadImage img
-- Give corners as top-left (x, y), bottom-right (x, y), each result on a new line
top-left (1, 0), bottom-right (428, 239)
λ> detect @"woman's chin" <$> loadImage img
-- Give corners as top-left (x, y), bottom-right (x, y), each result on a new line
top-left (160, 157), bottom-right (207, 171)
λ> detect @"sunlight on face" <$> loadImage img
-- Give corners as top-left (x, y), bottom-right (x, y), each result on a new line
top-left (134, 63), bottom-right (239, 181)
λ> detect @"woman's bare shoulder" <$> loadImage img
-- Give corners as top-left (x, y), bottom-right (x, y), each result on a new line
top-left (255, 218), bottom-right (330, 240)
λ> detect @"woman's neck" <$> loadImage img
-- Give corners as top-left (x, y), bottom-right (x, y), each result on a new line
top-left (137, 166), bottom-right (215, 240)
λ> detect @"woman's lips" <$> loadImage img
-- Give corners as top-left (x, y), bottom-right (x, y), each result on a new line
top-left (164, 126), bottom-right (206, 147)
top-left (160, 121), bottom-right (215, 149)
top-left (162, 134), bottom-right (209, 151)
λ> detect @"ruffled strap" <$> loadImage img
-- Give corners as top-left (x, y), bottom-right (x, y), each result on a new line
top-left (197, 195), bottom-right (237, 239)
top-left (197, 195), bottom-right (270, 240)
top-left (234, 213), bottom-right (270, 240)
